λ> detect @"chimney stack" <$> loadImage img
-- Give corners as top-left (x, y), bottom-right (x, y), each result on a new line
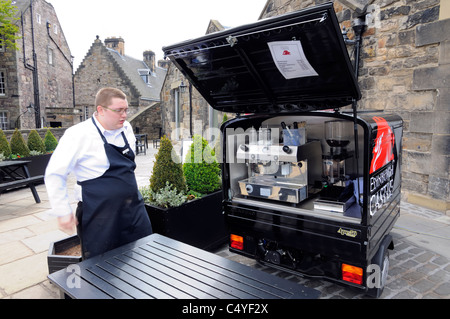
top-left (158, 59), bottom-right (169, 69)
top-left (105, 37), bottom-right (125, 56)
top-left (143, 50), bottom-right (156, 73)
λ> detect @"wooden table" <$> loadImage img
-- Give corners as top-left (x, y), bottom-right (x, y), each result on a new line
top-left (0, 160), bottom-right (43, 203)
top-left (48, 234), bottom-right (320, 299)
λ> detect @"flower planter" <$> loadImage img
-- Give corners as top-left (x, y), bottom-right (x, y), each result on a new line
top-left (145, 190), bottom-right (228, 251)
top-left (19, 153), bottom-right (52, 178)
top-left (47, 235), bottom-right (82, 274)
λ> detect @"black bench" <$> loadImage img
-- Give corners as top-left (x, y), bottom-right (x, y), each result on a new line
top-left (0, 175), bottom-right (44, 203)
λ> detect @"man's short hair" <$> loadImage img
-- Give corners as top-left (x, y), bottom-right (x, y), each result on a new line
top-left (95, 87), bottom-right (127, 107)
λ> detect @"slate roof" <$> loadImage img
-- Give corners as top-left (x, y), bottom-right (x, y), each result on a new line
top-left (106, 48), bottom-right (166, 102)
top-left (12, 0), bottom-right (31, 16)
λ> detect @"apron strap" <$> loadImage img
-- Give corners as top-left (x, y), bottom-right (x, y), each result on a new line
top-left (91, 116), bottom-right (130, 148)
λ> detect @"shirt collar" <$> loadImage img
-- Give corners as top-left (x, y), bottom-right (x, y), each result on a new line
top-left (93, 114), bottom-right (128, 137)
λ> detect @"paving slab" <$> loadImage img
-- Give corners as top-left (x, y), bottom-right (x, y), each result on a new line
top-left (0, 251), bottom-right (49, 295)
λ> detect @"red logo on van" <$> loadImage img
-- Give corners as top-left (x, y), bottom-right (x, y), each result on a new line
top-left (282, 50), bottom-right (291, 55)
top-left (370, 116), bottom-right (395, 174)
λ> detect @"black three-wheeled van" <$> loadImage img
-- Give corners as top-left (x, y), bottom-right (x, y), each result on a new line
top-left (163, 2), bottom-right (403, 297)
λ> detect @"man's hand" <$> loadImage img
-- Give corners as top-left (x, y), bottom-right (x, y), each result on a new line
top-left (57, 214), bottom-right (77, 234)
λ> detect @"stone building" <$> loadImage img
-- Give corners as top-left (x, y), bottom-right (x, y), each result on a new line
top-left (162, 0), bottom-right (449, 212)
top-left (0, 0), bottom-right (74, 130)
top-left (74, 36), bottom-right (167, 139)
top-left (160, 20), bottom-right (230, 145)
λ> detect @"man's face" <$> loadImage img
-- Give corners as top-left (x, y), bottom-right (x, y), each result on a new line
top-left (97, 97), bottom-right (129, 130)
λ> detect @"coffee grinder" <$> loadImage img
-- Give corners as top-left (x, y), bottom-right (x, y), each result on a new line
top-left (322, 120), bottom-right (353, 186)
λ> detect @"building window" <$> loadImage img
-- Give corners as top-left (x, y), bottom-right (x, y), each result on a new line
top-left (48, 47), bottom-right (54, 65)
top-left (36, 13), bottom-right (41, 24)
top-left (0, 70), bottom-right (6, 96)
top-left (53, 23), bottom-right (58, 34)
top-left (174, 89), bottom-right (181, 140)
top-left (0, 111), bottom-right (7, 130)
top-left (138, 69), bottom-right (151, 85)
top-left (84, 106), bottom-right (89, 121)
top-left (208, 106), bottom-right (220, 140)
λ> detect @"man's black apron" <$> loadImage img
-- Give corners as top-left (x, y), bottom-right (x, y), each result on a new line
top-left (76, 118), bottom-right (152, 259)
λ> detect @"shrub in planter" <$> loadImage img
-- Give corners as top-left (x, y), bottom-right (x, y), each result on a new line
top-left (10, 129), bottom-right (30, 158)
top-left (144, 135), bottom-right (226, 251)
top-left (27, 129), bottom-right (46, 154)
top-left (44, 129), bottom-right (58, 153)
top-left (0, 129), bottom-right (11, 159)
top-left (143, 181), bottom-right (186, 208)
top-left (183, 135), bottom-right (221, 195)
top-left (149, 135), bottom-right (186, 200)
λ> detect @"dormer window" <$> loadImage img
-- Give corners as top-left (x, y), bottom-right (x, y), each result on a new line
top-left (138, 69), bottom-right (151, 85)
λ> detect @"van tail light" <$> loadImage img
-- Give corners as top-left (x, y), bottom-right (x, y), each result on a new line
top-left (342, 264), bottom-right (363, 285)
top-left (230, 234), bottom-right (244, 250)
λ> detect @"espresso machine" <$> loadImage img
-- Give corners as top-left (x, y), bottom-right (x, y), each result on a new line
top-left (236, 123), bottom-right (319, 204)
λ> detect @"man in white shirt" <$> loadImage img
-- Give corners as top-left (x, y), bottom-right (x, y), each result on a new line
top-left (45, 87), bottom-right (152, 259)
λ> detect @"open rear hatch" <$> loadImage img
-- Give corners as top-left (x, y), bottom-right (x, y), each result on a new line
top-left (163, 2), bottom-right (360, 114)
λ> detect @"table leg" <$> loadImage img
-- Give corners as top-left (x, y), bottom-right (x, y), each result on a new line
top-left (22, 165), bottom-right (41, 203)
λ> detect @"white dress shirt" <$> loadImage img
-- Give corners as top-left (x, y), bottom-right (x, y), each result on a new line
top-left (45, 115), bottom-right (136, 217)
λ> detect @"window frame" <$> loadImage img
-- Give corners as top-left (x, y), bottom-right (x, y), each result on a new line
top-left (0, 69), bottom-right (7, 96)
top-left (0, 111), bottom-right (8, 130)
top-left (48, 47), bottom-right (54, 65)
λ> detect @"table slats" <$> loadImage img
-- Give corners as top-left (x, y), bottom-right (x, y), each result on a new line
top-left (48, 234), bottom-right (320, 299)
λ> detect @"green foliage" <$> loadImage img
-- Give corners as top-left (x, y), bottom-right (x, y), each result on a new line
top-left (27, 130), bottom-right (46, 154)
top-left (43, 129), bottom-right (58, 152)
top-left (183, 135), bottom-right (221, 195)
top-left (0, 129), bottom-right (11, 159)
top-left (222, 113), bottom-right (228, 124)
top-left (10, 128), bottom-right (30, 157)
top-left (0, 0), bottom-right (21, 51)
top-left (141, 182), bottom-right (186, 208)
top-left (149, 136), bottom-right (187, 198)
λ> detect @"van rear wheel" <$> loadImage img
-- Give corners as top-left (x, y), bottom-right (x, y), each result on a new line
top-left (367, 236), bottom-right (391, 298)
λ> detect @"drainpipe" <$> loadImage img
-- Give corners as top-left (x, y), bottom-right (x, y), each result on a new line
top-left (347, 16), bottom-right (366, 206)
top-left (189, 82), bottom-right (193, 138)
top-left (30, 0), bottom-right (40, 128)
top-left (21, 0), bottom-right (41, 129)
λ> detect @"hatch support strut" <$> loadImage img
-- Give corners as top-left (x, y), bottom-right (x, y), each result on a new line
top-left (227, 36), bottom-right (276, 106)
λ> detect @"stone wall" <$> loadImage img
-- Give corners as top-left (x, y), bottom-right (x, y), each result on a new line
top-left (16, 0), bottom-right (74, 129)
top-left (261, 0), bottom-right (449, 212)
top-left (3, 127), bottom-right (66, 143)
top-left (0, 0), bottom-right (74, 130)
top-left (128, 102), bottom-right (162, 140)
